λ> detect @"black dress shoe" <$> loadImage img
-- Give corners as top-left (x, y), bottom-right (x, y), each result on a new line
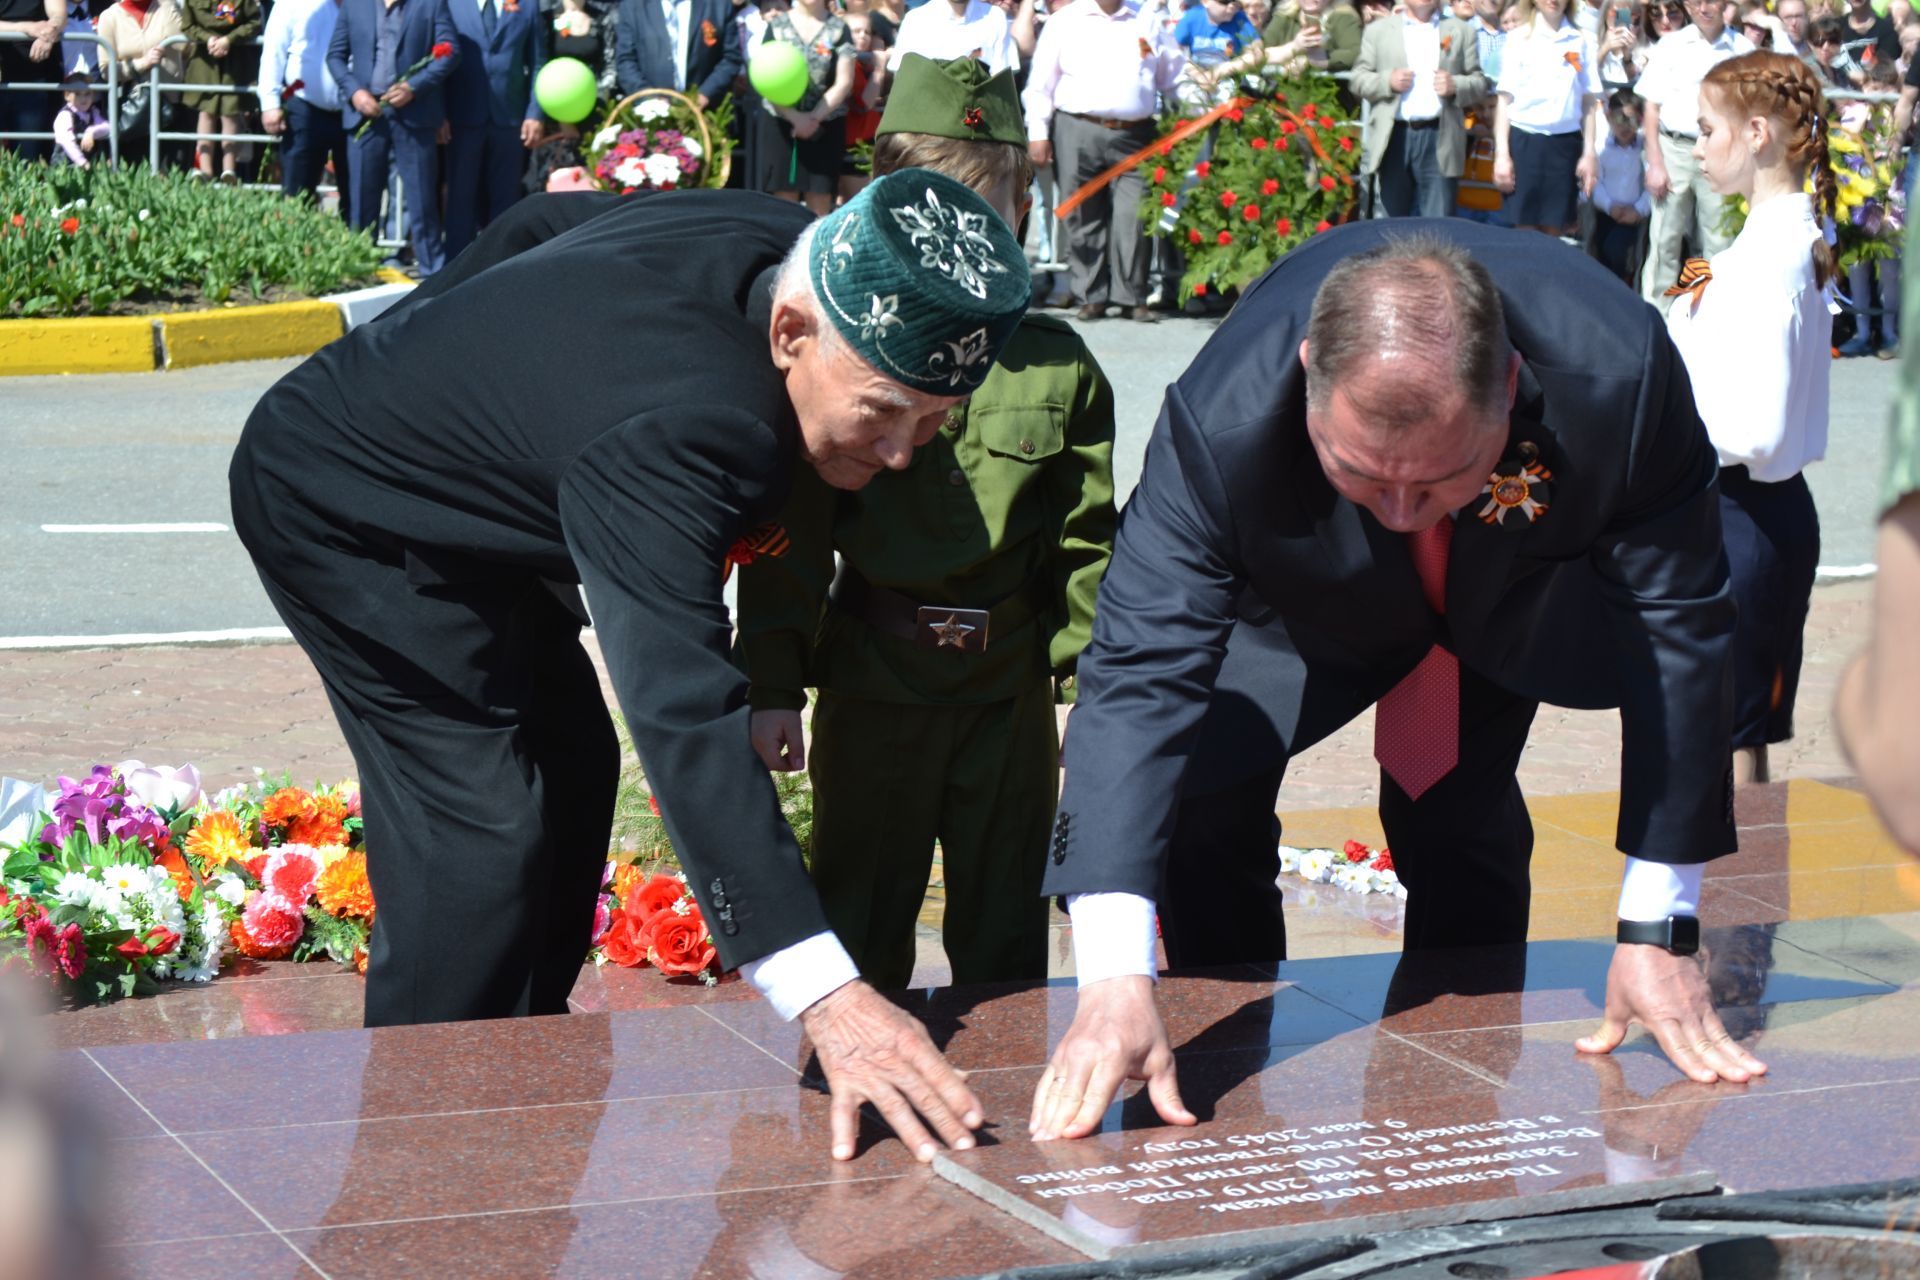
top-left (1076, 303), bottom-right (1107, 321)
top-left (1129, 305), bottom-right (1159, 323)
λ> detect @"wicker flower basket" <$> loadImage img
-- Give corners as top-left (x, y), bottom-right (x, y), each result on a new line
top-left (597, 88), bottom-right (733, 191)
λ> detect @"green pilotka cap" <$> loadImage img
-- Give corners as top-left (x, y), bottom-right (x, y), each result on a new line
top-left (876, 54), bottom-right (1028, 147)
top-left (809, 167), bottom-right (1029, 395)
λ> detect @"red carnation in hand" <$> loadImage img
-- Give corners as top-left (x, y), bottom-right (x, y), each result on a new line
top-left (1275, 216), bottom-right (1292, 235)
top-left (60, 216), bottom-right (79, 235)
top-left (1162, 191), bottom-right (1177, 206)
top-left (1188, 228), bottom-right (1203, 245)
top-left (1320, 175), bottom-right (1337, 191)
top-left (1195, 160), bottom-right (1211, 177)
top-left (1250, 136), bottom-right (1268, 150)
top-left (1243, 204), bottom-right (1260, 221)
top-left (431, 40), bottom-right (453, 57)
top-left (1220, 190), bottom-right (1237, 207)
top-left (1260, 178), bottom-right (1279, 196)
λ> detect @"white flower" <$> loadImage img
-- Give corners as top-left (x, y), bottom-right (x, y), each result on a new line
top-left (1297, 849), bottom-right (1332, 882)
top-left (641, 152), bottom-right (682, 185)
top-left (52, 871), bottom-right (102, 910)
top-left (593, 124), bottom-right (621, 149)
top-left (612, 156), bottom-right (647, 187)
top-left (1276, 845), bottom-right (1304, 875)
top-left (211, 872), bottom-right (247, 908)
top-left (682, 137), bottom-right (702, 159)
top-left (102, 864), bottom-right (146, 898)
top-left (636, 98), bottom-right (671, 121)
top-left (73, 198), bottom-right (85, 209)
top-left (137, 208), bottom-right (151, 222)
top-left (116, 760), bottom-right (204, 812)
top-left (670, 896), bottom-right (693, 916)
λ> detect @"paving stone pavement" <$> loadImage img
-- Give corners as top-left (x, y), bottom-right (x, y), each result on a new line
top-left (0, 581), bottom-right (1870, 802)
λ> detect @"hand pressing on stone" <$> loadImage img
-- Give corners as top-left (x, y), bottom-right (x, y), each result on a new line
top-left (1577, 942), bottom-right (1768, 1084)
top-left (1030, 975), bottom-right (1195, 1141)
top-left (801, 979), bottom-right (983, 1162)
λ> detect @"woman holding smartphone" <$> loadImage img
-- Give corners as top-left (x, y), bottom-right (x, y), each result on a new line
top-left (1664, 51), bottom-right (1835, 785)
top-left (1261, 0), bottom-right (1363, 73)
top-left (1597, 0), bottom-right (1649, 89)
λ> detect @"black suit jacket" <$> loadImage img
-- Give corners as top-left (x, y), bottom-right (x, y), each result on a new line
top-left (1047, 218), bottom-right (1736, 901)
top-left (613, 0), bottom-right (740, 101)
top-left (237, 190), bottom-right (825, 970)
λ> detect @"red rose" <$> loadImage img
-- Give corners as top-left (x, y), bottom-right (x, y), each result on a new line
top-left (60, 217), bottom-right (78, 235)
top-left (1216, 230), bottom-right (1232, 245)
top-left (1320, 175), bottom-right (1336, 191)
top-left (1315, 219), bottom-right (1332, 232)
top-left (601, 910), bottom-right (649, 967)
top-left (1152, 165), bottom-right (1167, 183)
top-left (1243, 204), bottom-right (1260, 221)
top-left (143, 927), bottom-right (180, 957)
top-left (1250, 137), bottom-right (1268, 149)
top-left (1339, 135), bottom-right (1355, 152)
top-left (1220, 190), bottom-right (1237, 207)
top-left (1342, 840), bottom-right (1371, 863)
top-left (1280, 120), bottom-right (1297, 135)
top-left (626, 873), bottom-right (686, 925)
top-left (116, 936), bottom-right (151, 959)
top-left (1275, 216), bottom-right (1292, 235)
top-left (1193, 283), bottom-right (1208, 296)
top-left (431, 40), bottom-right (453, 57)
top-left (1162, 191), bottom-right (1177, 206)
top-left (643, 909), bottom-right (717, 977)
top-left (1188, 228), bottom-right (1203, 245)
top-left (1261, 178), bottom-right (1279, 196)
top-left (1195, 160), bottom-right (1211, 177)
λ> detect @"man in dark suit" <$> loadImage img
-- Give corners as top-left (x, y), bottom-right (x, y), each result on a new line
top-left (229, 171), bottom-right (1030, 1164)
top-left (441, 0), bottom-right (547, 256)
top-left (613, 0), bottom-right (738, 105)
top-left (328, 0), bottom-right (459, 273)
top-left (1025, 220), bottom-right (1769, 1146)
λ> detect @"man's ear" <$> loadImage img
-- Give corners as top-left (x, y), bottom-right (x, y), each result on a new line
top-left (769, 298), bottom-right (811, 372)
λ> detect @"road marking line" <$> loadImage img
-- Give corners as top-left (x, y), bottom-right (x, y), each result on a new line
top-left (0, 627), bottom-right (292, 650)
top-left (41, 522), bottom-right (231, 534)
top-left (1816, 562), bottom-right (1878, 582)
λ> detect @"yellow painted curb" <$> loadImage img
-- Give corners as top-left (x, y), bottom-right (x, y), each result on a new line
top-left (157, 300), bottom-right (345, 370)
top-left (0, 316), bottom-right (155, 376)
top-left (375, 267), bottom-right (414, 285)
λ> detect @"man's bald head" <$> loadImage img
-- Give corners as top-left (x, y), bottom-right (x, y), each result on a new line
top-left (1298, 237), bottom-right (1520, 532)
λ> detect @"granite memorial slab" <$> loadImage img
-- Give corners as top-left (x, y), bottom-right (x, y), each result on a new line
top-left (935, 1104), bottom-right (1716, 1260)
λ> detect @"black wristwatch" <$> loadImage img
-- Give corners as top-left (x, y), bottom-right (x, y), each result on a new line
top-left (1617, 915), bottom-right (1701, 956)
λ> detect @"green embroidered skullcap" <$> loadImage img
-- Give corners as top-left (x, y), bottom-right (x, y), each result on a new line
top-left (810, 167), bottom-right (1029, 395)
top-left (877, 54), bottom-right (1027, 147)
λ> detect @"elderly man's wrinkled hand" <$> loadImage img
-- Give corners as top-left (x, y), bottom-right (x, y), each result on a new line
top-left (750, 709), bottom-right (806, 772)
top-left (1577, 942), bottom-right (1768, 1084)
top-left (800, 980), bottom-right (983, 1163)
top-left (1030, 976), bottom-right (1194, 1141)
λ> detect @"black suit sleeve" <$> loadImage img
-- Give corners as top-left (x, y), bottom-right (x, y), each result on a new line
top-left (613, 0), bottom-right (644, 96)
top-left (1594, 322), bottom-right (1737, 863)
top-left (559, 409), bottom-right (830, 968)
top-left (1043, 382), bottom-right (1247, 901)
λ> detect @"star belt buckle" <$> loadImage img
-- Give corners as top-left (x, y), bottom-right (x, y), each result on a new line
top-left (917, 607), bottom-right (990, 653)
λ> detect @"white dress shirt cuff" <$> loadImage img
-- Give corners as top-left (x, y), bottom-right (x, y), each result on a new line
top-left (741, 930), bottom-right (862, 1021)
top-left (1066, 891), bottom-right (1159, 986)
top-left (1615, 856), bottom-right (1703, 923)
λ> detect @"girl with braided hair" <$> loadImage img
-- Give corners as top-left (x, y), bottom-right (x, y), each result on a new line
top-left (1665, 49), bottom-right (1835, 785)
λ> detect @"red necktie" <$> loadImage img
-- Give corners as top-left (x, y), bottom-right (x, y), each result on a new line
top-left (1373, 515), bottom-right (1459, 801)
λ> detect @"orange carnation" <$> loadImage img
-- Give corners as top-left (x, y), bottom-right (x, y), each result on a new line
top-left (261, 787), bottom-right (313, 827)
top-left (315, 850), bottom-right (375, 920)
top-left (229, 916), bottom-right (294, 961)
top-left (286, 795), bottom-right (348, 848)
top-left (154, 843), bottom-right (194, 901)
top-left (186, 810), bottom-right (252, 872)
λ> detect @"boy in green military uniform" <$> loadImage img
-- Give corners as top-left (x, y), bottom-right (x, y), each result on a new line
top-left (741, 54), bottom-right (1118, 990)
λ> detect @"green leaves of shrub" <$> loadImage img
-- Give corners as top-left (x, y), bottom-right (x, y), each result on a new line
top-left (0, 153), bottom-right (383, 318)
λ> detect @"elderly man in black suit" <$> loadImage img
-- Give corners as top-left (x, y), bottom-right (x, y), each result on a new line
top-left (613, 0), bottom-right (738, 104)
top-left (229, 171), bottom-right (1030, 1165)
top-left (1027, 221), bottom-right (1769, 1145)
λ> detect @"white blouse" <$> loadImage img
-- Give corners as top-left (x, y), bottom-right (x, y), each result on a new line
top-left (1496, 18), bottom-right (1601, 134)
top-left (1665, 192), bottom-right (1832, 483)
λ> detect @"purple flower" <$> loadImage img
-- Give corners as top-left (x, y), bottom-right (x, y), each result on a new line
top-left (592, 893), bottom-right (613, 944)
top-left (38, 766), bottom-right (170, 851)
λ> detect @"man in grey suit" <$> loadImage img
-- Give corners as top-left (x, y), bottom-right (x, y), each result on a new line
top-left (1350, 0), bottom-right (1486, 218)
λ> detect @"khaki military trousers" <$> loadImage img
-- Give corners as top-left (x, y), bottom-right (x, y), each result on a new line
top-left (807, 682), bottom-right (1058, 990)
top-left (1641, 129), bottom-right (1736, 312)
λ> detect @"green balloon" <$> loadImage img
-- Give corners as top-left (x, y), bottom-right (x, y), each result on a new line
top-left (749, 42), bottom-right (810, 108)
top-left (536, 57), bottom-right (598, 124)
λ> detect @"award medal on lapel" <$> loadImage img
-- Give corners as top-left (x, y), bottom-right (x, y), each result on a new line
top-left (1478, 441), bottom-right (1551, 527)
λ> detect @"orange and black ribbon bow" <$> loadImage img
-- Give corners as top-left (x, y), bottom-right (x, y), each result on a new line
top-left (722, 523), bottom-right (791, 581)
top-left (1664, 257), bottom-right (1712, 308)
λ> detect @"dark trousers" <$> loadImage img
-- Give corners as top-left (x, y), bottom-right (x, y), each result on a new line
top-left (1589, 208), bottom-right (1643, 286)
top-left (1376, 120), bottom-right (1456, 220)
top-left (281, 97), bottom-right (351, 201)
top-left (231, 453), bottom-right (617, 1025)
top-left (0, 81), bottom-right (50, 162)
top-left (808, 684), bottom-right (1056, 990)
top-left (1719, 466), bottom-right (1819, 748)
top-left (444, 121), bottom-right (528, 259)
top-left (1157, 618), bottom-right (1538, 969)
top-left (348, 114), bottom-right (446, 273)
top-left (1051, 111), bottom-right (1156, 307)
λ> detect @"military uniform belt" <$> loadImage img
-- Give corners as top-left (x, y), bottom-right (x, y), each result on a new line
top-left (828, 565), bottom-right (1042, 655)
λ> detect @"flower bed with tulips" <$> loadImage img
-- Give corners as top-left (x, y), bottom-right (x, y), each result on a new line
top-left (0, 153), bottom-right (382, 318)
top-left (1139, 74), bottom-right (1360, 303)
